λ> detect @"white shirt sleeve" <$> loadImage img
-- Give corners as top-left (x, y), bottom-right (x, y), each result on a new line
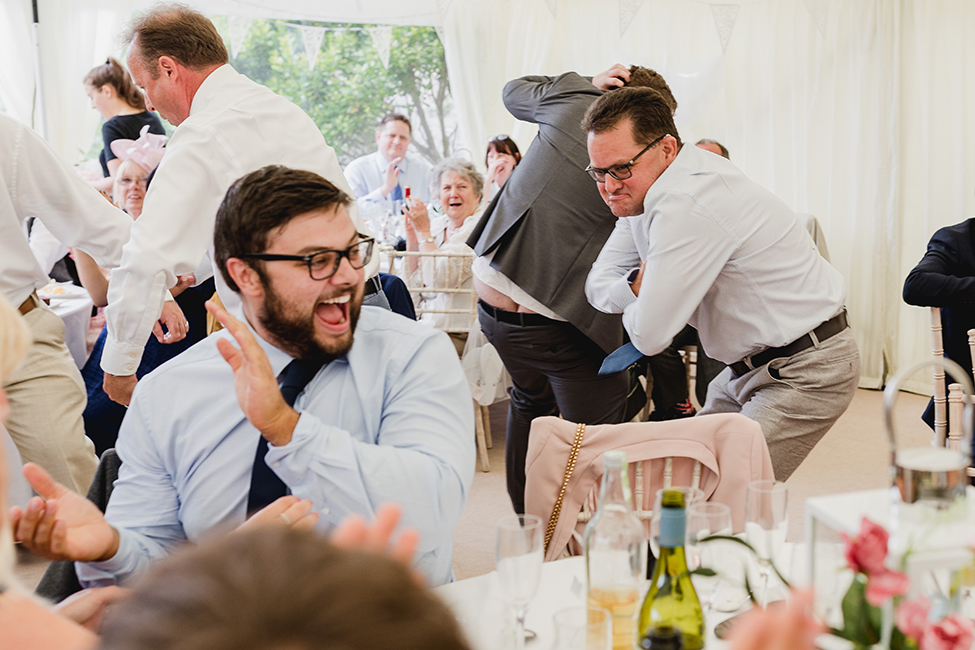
top-left (586, 217), bottom-right (641, 314)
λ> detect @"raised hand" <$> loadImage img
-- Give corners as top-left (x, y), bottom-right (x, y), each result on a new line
top-left (9, 463), bottom-right (120, 562)
top-left (205, 300), bottom-right (299, 446)
top-left (592, 63), bottom-right (631, 90)
top-left (382, 156), bottom-right (404, 197)
top-left (331, 502), bottom-right (419, 567)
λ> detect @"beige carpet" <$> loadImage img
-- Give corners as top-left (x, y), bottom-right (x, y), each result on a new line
top-left (13, 388), bottom-right (935, 587)
top-left (450, 387), bottom-right (935, 580)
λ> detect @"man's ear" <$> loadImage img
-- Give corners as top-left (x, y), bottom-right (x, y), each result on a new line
top-left (157, 55), bottom-right (179, 79)
top-left (226, 258), bottom-right (264, 298)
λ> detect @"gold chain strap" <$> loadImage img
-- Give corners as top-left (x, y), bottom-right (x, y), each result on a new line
top-left (544, 422), bottom-right (587, 552)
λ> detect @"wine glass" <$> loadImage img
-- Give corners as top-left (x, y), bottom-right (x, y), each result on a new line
top-left (649, 486), bottom-right (705, 559)
top-left (552, 606), bottom-right (612, 650)
top-left (496, 514), bottom-right (544, 650)
top-left (685, 502), bottom-right (733, 612)
top-left (744, 480), bottom-right (788, 609)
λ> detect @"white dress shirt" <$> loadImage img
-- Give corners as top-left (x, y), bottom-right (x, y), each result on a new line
top-left (78, 306), bottom-right (475, 587)
top-left (0, 113), bottom-right (131, 307)
top-left (345, 150), bottom-right (434, 207)
top-left (102, 65), bottom-right (376, 376)
top-left (586, 144), bottom-right (846, 364)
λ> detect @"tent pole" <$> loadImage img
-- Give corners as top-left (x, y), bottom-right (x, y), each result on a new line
top-left (31, 0), bottom-right (48, 139)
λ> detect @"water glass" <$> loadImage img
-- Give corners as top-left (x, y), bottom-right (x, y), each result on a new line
top-left (745, 480), bottom-right (788, 608)
top-left (496, 514), bottom-right (544, 650)
top-left (685, 502), bottom-right (733, 611)
top-left (552, 606), bottom-right (612, 650)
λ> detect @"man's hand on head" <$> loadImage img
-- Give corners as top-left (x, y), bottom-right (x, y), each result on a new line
top-left (382, 156), bottom-right (404, 196)
top-left (103, 373), bottom-right (137, 406)
top-left (9, 463), bottom-right (120, 562)
top-left (592, 63), bottom-right (631, 91)
top-left (205, 300), bottom-right (300, 446)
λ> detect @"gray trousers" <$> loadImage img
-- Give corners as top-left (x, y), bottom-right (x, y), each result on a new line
top-left (699, 327), bottom-right (860, 481)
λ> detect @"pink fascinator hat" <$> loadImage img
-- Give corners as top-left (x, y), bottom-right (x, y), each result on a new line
top-left (110, 124), bottom-right (167, 173)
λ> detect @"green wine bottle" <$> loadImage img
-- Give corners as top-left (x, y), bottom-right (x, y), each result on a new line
top-left (638, 489), bottom-right (705, 649)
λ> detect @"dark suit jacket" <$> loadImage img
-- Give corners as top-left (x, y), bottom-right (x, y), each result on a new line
top-left (903, 218), bottom-right (975, 428)
top-left (467, 72), bottom-right (624, 354)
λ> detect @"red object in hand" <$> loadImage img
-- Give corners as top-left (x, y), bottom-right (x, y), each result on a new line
top-left (404, 186), bottom-right (411, 199)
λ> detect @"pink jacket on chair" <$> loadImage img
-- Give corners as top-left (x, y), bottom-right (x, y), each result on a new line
top-left (525, 413), bottom-right (774, 562)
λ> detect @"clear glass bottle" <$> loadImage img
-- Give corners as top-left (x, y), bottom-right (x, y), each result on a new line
top-left (639, 489), bottom-right (704, 650)
top-left (585, 450), bottom-right (648, 650)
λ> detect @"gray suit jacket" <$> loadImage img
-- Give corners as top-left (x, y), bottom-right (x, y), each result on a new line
top-left (467, 72), bottom-right (624, 353)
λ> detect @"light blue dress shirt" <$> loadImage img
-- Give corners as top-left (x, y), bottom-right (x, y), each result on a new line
top-left (77, 306), bottom-right (475, 587)
top-left (344, 150), bottom-right (434, 206)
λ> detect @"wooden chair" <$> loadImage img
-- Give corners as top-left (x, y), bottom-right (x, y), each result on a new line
top-left (931, 307), bottom-right (948, 446)
top-left (383, 247), bottom-right (494, 472)
top-left (938, 320), bottom-right (975, 477)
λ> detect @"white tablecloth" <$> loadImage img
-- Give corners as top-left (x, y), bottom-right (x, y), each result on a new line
top-left (435, 556), bottom-right (745, 650)
top-left (39, 282), bottom-right (93, 369)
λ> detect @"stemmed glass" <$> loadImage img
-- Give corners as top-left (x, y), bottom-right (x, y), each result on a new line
top-left (496, 514), bottom-right (544, 650)
top-left (685, 502), bottom-right (733, 612)
top-left (744, 480), bottom-right (788, 609)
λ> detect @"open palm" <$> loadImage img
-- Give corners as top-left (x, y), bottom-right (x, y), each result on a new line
top-left (11, 463), bottom-right (119, 562)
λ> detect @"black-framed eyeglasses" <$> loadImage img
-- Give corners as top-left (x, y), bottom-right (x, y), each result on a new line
top-left (585, 133), bottom-right (668, 182)
top-left (239, 235), bottom-right (375, 281)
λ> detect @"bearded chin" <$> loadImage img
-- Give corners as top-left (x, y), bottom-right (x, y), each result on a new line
top-left (258, 285), bottom-right (360, 363)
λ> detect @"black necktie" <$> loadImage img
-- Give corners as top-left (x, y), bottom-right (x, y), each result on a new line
top-left (246, 358), bottom-right (324, 515)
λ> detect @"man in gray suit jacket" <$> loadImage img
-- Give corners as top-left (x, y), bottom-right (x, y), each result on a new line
top-left (468, 64), bottom-right (691, 512)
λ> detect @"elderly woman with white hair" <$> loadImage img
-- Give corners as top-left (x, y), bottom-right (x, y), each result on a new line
top-left (402, 157), bottom-right (484, 354)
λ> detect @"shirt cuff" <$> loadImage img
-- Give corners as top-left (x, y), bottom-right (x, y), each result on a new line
top-left (610, 276), bottom-right (639, 311)
top-left (101, 339), bottom-right (146, 376)
top-left (76, 529), bottom-right (141, 588)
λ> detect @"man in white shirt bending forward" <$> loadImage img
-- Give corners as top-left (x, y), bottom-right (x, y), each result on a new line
top-left (583, 86), bottom-right (860, 480)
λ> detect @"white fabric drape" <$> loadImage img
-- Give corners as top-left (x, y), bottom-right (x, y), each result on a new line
top-left (0, 0), bottom-right (135, 162)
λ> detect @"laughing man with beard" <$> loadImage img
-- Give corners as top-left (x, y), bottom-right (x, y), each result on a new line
top-left (12, 166), bottom-right (475, 587)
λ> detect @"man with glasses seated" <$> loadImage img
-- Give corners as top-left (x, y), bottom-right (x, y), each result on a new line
top-left (584, 87), bottom-right (860, 481)
top-left (13, 166), bottom-right (475, 587)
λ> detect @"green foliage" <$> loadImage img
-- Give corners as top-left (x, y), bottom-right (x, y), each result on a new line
top-left (225, 18), bottom-right (454, 167)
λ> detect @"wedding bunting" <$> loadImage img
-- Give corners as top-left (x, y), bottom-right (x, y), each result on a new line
top-left (299, 25), bottom-right (326, 72)
top-left (710, 4), bottom-right (739, 52)
top-left (618, 0), bottom-right (645, 37)
top-left (801, 0), bottom-right (829, 37)
top-left (367, 26), bottom-right (393, 69)
top-left (227, 15), bottom-right (253, 59)
top-left (544, 0), bottom-right (558, 18)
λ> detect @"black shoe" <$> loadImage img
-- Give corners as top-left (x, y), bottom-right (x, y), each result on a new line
top-left (647, 399), bottom-right (697, 421)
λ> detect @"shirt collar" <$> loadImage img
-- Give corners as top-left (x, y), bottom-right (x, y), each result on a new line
top-left (375, 150), bottom-right (410, 173)
top-left (188, 64), bottom-right (237, 118)
top-left (642, 142), bottom-right (698, 204)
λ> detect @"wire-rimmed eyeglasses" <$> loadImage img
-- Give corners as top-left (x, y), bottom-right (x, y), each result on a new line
top-left (585, 133), bottom-right (668, 182)
top-left (239, 235), bottom-right (375, 281)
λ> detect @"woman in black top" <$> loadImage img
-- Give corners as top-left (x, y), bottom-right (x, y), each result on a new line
top-left (84, 58), bottom-right (165, 194)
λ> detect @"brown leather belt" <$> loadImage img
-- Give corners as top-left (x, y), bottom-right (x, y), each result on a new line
top-left (18, 292), bottom-right (37, 317)
top-left (729, 310), bottom-right (849, 377)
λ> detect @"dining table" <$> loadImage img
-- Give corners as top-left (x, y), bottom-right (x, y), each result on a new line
top-left (37, 281), bottom-right (93, 369)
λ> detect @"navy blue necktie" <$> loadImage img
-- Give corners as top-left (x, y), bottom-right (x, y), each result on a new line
top-left (246, 358), bottom-right (324, 515)
top-left (390, 183), bottom-right (403, 201)
top-left (599, 341), bottom-right (646, 375)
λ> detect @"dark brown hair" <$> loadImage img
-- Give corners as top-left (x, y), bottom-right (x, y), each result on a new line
top-left (99, 527), bottom-right (473, 650)
top-left (485, 134), bottom-right (521, 167)
top-left (214, 166), bottom-right (352, 292)
top-left (379, 112), bottom-right (412, 135)
top-left (83, 58), bottom-right (146, 111)
top-left (124, 3), bottom-right (228, 78)
top-left (626, 65), bottom-right (678, 114)
top-left (582, 86), bottom-right (683, 149)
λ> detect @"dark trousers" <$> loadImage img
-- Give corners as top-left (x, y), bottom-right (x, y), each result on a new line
top-left (478, 305), bottom-right (629, 513)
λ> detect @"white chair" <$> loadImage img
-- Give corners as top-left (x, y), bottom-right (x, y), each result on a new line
top-left (384, 246), bottom-right (494, 472)
top-left (931, 307), bottom-right (949, 446)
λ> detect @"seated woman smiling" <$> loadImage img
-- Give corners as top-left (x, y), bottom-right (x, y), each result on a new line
top-left (402, 158), bottom-right (484, 353)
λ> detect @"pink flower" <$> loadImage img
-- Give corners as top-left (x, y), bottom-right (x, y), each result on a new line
top-left (920, 614), bottom-right (975, 650)
top-left (842, 517), bottom-right (890, 575)
top-left (864, 568), bottom-right (910, 606)
top-left (896, 596), bottom-right (931, 639)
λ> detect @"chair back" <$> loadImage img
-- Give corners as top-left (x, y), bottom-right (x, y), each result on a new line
top-left (931, 307), bottom-right (949, 445)
top-left (383, 247), bottom-right (477, 334)
top-left (524, 413), bottom-right (773, 562)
